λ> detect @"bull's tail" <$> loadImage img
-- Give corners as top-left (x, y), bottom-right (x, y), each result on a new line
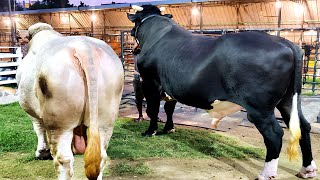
top-left (73, 43), bottom-right (101, 180)
top-left (286, 44), bottom-right (303, 161)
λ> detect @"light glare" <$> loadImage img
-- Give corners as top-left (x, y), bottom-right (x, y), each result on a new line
top-left (276, 1), bottom-right (282, 9)
top-left (91, 14), bottom-right (97, 22)
top-left (61, 16), bottom-right (68, 24)
top-left (191, 6), bottom-right (199, 16)
top-left (294, 4), bottom-right (304, 17)
top-left (4, 19), bottom-right (11, 25)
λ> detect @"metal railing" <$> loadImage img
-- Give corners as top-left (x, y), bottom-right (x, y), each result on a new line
top-left (0, 47), bottom-right (22, 85)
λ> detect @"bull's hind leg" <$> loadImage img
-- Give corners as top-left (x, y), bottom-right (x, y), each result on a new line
top-left (277, 94), bottom-right (317, 178)
top-left (30, 116), bottom-right (52, 160)
top-left (163, 100), bottom-right (177, 133)
top-left (47, 130), bottom-right (74, 180)
top-left (97, 127), bottom-right (114, 180)
top-left (247, 110), bottom-right (283, 179)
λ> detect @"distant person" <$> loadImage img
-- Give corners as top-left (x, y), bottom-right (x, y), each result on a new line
top-left (132, 44), bottom-right (144, 122)
top-left (16, 30), bottom-right (29, 58)
top-left (132, 44), bottom-right (163, 123)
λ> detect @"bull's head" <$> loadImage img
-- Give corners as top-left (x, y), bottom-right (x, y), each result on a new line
top-left (127, 5), bottom-right (173, 38)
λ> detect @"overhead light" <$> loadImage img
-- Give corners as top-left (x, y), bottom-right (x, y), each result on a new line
top-left (275, 1), bottom-right (281, 9)
top-left (14, 18), bottom-right (19, 22)
top-left (159, 7), bottom-right (166, 12)
top-left (61, 16), bottom-right (68, 24)
top-left (4, 19), bottom-right (11, 25)
top-left (191, 6), bottom-right (199, 16)
top-left (91, 14), bottom-right (97, 22)
top-left (294, 3), bottom-right (304, 17)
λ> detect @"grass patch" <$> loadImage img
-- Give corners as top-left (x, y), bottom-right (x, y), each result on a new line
top-left (0, 102), bottom-right (37, 153)
top-left (0, 102), bottom-right (264, 179)
top-left (109, 118), bottom-right (264, 160)
top-left (0, 153), bottom-right (55, 179)
top-left (110, 161), bottom-right (151, 176)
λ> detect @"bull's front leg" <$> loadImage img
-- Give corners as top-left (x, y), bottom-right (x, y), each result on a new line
top-left (142, 80), bottom-right (161, 136)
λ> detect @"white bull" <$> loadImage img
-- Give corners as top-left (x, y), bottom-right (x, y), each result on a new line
top-left (16, 23), bottom-right (124, 180)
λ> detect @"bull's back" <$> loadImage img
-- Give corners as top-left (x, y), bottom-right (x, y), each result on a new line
top-left (147, 31), bottom-right (295, 108)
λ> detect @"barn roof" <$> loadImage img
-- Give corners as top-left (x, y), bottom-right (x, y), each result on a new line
top-left (0, 0), bottom-right (319, 33)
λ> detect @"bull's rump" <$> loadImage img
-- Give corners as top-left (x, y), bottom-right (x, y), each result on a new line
top-left (34, 37), bottom-right (124, 129)
top-left (141, 30), bottom-right (296, 109)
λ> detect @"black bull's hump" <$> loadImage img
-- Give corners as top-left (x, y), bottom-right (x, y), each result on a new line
top-left (137, 16), bottom-right (298, 110)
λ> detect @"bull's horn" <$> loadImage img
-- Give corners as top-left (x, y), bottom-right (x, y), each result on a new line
top-left (159, 7), bottom-right (166, 12)
top-left (132, 5), bottom-right (143, 11)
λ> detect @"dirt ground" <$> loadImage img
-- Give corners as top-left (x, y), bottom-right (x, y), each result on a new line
top-left (69, 125), bottom-right (320, 180)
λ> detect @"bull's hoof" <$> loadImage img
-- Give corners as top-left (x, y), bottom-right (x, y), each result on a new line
top-left (157, 117), bottom-right (164, 123)
top-left (141, 130), bottom-right (157, 137)
top-left (163, 128), bottom-right (175, 134)
top-left (255, 175), bottom-right (275, 180)
top-left (134, 117), bottom-right (144, 122)
top-left (297, 171), bottom-right (317, 179)
top-left (297, 160), bottom-right (318, 179)
top-left (35, 149), bottom-right (52, 160)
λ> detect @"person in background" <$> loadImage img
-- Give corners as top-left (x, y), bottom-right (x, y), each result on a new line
top-left (132, 44), bottom-right (144, 122)
top-left (132, 44), bottom-right (163, 123)
top-left (16, 30), bottom-right (29, 58)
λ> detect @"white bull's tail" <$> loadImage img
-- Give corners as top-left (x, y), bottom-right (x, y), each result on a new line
top-left (73, 42), bottom-right (101, 180)
top-left (286, 44), bottom-right (303, 161)
top-left (287, 93), bottom-right (301, 160)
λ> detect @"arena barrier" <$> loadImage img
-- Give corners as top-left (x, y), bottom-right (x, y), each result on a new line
top-left (0, 47), bottom-right (22, 85)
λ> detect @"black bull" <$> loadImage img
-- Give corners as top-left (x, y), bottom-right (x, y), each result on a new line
top-left (127, 5), bottom-right (316, 179)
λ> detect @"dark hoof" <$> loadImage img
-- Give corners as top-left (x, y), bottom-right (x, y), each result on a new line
top-left (134, 117), bottom-right (144, 122)
top-left (163, 128), bottom-right (175, 134)
top-left (35, 149), bottom-right (53, 160)
top-left (154, 128), bottom-right (175, 135)
top-left (157, 117), bottom-right (164, 122)
top-left (141, 130), bottom-right (157, 137)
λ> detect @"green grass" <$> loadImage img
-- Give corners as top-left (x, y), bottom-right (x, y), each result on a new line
top-left (0, 102), bottom-right (264, 178)
top-left (110, 161), bottom-right (151, 176)
top-left (0, 102), bottom-right (37, 153)
top-left (109, 119), bottom-right (264, 160)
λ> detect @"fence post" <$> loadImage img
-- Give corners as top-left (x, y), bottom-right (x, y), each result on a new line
top-left (312, 29), bottom-right (320, 93)
top-left (120, 31), bottom-right (124, 65)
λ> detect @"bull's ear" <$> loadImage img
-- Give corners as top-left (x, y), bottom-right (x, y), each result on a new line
top-left (127, 13), bottom-right (137, 22)
top-left (163, 14), bottom-right (173, 18)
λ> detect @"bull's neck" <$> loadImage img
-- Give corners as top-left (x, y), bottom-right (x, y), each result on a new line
top-left (136, 16), bottom-right (173, 50)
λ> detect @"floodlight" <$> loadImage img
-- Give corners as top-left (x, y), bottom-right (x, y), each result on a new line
top-left (294, 3), bottom-right (304, 17)
top-left (191, 6), bottom-right (199, 16)
top-left (91, 14), bottom-right (97, 22)
top-left (61, 16), bottom-right (68, 24)
top-left (4, 19), bottom-right (11, 25)
top-left (275, 1), bottom-right (281, 9)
